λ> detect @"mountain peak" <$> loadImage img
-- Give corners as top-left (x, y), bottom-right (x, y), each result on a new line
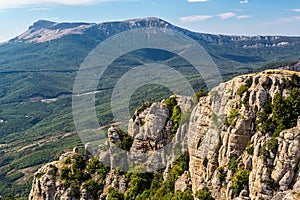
top-left (29, 19), bottom-right (93, 31)
top-left (29, 20), bottom-right (56, 30)
top-left (121, 17), bottom-right (168, 23)
top-left (13, 20), bottom-right (94, 43)
top-left (11, 17), bottom-right (172, 44)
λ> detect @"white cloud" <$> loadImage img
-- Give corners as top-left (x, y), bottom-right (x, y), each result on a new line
top-left (187, 0), bottom-right (208, 2)
top-left (237, 15), bottom-right (251, 19)
top-left (0, 0), bottom-right (117, 9)
top-left (240, 0), bottom-right (248, 4)
top-left (180, 13), bottom-right (251, 23)
top-left (265, 16), bottom-right (300, 25)
top-left (27, 7), bottom-right (51, 11)
top-left (292, 9), bottom-right (300, 12)
top-left (179, 15), bottom-right (212, 22)
top-left (217, 12), bottom-right (237, 20)
top-left (278, 16), bottom-right (300, 23)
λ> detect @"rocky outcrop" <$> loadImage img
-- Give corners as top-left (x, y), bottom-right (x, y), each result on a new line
top-left (188, 70), bottom-right (300, 199)
top-left (29, 95), bottom-right (193, 200)
top-left (175, 171), bottom-right (192, 192)
top-left (29, 70), bottom-right (300, 200)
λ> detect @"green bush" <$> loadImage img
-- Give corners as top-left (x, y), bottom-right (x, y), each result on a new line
top-left (124, 172), bottom-right (153, 200)
top-left (241, 91), bottom-right (250, 107)
top-left (237, 84), bottom-right (249, 96)
top-left (232, 169), bottom-right (250, 197)
top-left (217, 166), bottom-right (226, 183)
top-left (107, 187), bottom-right (124, 200)
top-left (171, 105), bottom-right (181, 135)
top-left (256, 96), bottom-right (274, 134)
top-left (86, 156), bottom-right (110, 179)
top-left (115, 128), bottom-right (133, 151)
top-left (163, 96), bottom-right (181, 135)
top-left (86, 156), bottom-right (100, 174)
top-left (69, 182), bottom-right (81, 199)
top-left (72, 168), bottom-right (90, 183)
top-left (266, 138), bottom-right (278, 151)
top-left (228, 156), bottom-right (239, 173)
top-left (135, 173), bottom-right (163, 199)
top-left (195, 89), bottom-right (208, 101)
top-left (172, 189), bottom-right (194, 200)
top-left (83, 180), bottom-right (103, 199)
top-left (164, 96), bottom-right (178, 113)
top-left (71, 153), bottom-right (86, 170)
top-left (163, 96), bottom-right (182, 135)
top-left (226, 109), bottom-right (240, 126)
top-left (150, 154), bottom-right (189, 199)
top-left (195, 187), bottom-right (214, 200)
top-left (259, 138), bottom-right (278, 158)
top-left (245, 77), bottom-right (253, 88)
top-left (246, 146), bottom-right (254, 155)
top-left (121, 135), bottom-right (133, 151)
top-left (257, 87), bottom-right (300, 137)
top-left (272, 88), bottom-right (300, 136)
top-left (64, 156), bottom-right (71, 164)
top-left (60, 167), bottom-right (71, 180)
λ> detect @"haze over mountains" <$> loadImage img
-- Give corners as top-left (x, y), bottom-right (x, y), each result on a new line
top-left (0, 17), bottom-right (299, 198)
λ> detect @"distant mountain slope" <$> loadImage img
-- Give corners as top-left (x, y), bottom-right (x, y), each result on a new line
top-left (0, 17), bottom-right (299, 198)
top-left (0, 17), bottom-right (299, 104)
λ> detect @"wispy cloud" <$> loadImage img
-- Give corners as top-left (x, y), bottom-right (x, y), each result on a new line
top-left (179, 15), bottom-right (212, 22)
top-left (237, 15), bottom-right (251, 19)
top-left (240, 0), bottom-right (248, 4)
top-left (217, 12), bottom-right (237, 20)
top-left (27, 7), bottom-right (51, 11)
top-left (180, 12), bottom-right (250, 23)
top-left (292, 9), bottom-right (300, 12)
top-left (0, 0), bottom-right (119, 10)
top-left (187, 0), bottom-right (208, 2)
top-left (266, 16), bottom-right (300, 25)
top-left (278, 16), bottom-right (300, 23)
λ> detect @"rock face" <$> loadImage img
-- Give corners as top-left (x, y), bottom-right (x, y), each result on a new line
top-left (29, 70), bottom-right (300, 200)
top-left (29, 163), bottom-right (57, 200)
top-left (187, 70), bottom-right (300, 199)
top-left (175, 171), bottom-right (192, 192)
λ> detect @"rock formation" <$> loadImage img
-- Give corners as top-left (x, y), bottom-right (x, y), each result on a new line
top-left (29, 70), bottom-right (300, 200)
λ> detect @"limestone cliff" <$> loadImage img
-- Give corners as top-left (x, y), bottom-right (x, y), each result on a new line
top-left (29, 70), bottom-right (300, 200)
top-left (188, 70), bottom-right (300, 200)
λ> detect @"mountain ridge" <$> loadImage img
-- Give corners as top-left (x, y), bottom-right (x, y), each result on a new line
top-left (5, 17), bottom-right (300, 46)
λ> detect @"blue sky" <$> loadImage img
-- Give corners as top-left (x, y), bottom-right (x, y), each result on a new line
top-left (0, 0), bottom-right (299, 42)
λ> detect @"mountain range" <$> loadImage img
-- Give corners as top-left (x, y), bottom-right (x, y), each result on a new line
top-left (0, 17), bottom-right (299, 198)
